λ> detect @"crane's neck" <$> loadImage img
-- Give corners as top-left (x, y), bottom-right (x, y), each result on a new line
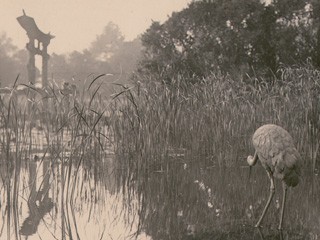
top-left (247, 153), bottom-right (258, 166)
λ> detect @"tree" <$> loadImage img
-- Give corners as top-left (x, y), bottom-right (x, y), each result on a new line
top-left (0, 33), bottom-right (28, 87)
top-left (89, 22), bottom-right (142, 83)
top-left (110, 37), bottom-right (142, 77)
top-left (309, 0), bottom-right (320, 67)
top-left (89, 22), bottom-right (125, 61)
top-left (139, 0), bottom-right (318, 81)
top-left (48, 22), bottom-right (142, 91)
top-left (140, 0), bottom-right (265, 79)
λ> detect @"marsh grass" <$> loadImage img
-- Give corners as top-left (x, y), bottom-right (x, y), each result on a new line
top-left (1, 65), bottom-right (320, 239)
top-left (109, 66), bottom-right (320, 239)
top-left (0, 75), bottom-right (113, 239)
top-left (111, 66), bottom-right (320, 169)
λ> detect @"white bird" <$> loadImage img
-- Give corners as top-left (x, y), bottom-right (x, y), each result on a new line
top-left (247, 124), bottom-right (301, 230)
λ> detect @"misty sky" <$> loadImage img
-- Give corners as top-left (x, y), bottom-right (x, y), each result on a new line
top-left (0, 0), bottom-right (191, 54)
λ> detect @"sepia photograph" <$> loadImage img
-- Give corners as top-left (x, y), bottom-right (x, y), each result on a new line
top-left (0, 0), bottom-right (319, 239)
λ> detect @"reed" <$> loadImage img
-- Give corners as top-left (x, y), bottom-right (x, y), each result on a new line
top-left (109, 66), bottom-right (320, 239)
top-left (1, 65), bottom-right (319, 238)
top-left (0, 76), bottom-right (112, 238)
top-left (111, 66), bottom-right (320, 170)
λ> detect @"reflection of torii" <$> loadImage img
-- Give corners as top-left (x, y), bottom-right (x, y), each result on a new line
top-left (20, 159), bottom-right (53, 237)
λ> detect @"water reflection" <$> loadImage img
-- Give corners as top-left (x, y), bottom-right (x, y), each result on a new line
top-left (121, 154), bottom-right (320, 240)
top-left (1, 138), bottom-right (319, 239)
top-left (0, 152), bottom-right (150, 239)
top-left (20, 160), bottom-right (53, 236)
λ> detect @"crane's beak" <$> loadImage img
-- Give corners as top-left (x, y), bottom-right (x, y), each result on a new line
top-left (248, 165), bottom-right (252, 182)
top-left (247, 154), bottom-right (257, 183)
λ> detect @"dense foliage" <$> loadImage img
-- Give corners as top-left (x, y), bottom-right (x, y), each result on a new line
top-left (111, 65), bottom-right (320, 171)
top-left (140, 0), bottom-right (320, 81)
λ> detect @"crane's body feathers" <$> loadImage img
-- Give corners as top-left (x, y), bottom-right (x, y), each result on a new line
top-left (252, 124), bottom-right (301, 187)
top-left (248, 124), bottom-right (301, 229)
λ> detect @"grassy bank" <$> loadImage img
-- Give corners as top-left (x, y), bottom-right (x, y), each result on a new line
top-left (2, 66), bottom-right (318, 170)
top-left (110, 66), bottom-right (320, 171)
top-left (1, 66), bottom-right (320, 239)
top-left (108, 65), bottom-right (320, 239)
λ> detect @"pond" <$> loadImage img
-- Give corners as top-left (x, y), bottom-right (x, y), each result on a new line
top-left (0, 129), bottom-right (319, 240)
top-left (0, 152), bottom-right (150, 239)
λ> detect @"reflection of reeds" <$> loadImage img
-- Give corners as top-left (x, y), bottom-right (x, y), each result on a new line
top-left (109, 66), bottom-right (320, 238)
top-left (0, 75), bottom-right (113, 239)
top-left (1, 66), bottom-right (319, 238)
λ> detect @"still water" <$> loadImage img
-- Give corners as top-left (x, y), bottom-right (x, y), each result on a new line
top-left (0, 130), bottom-right (319, 240)
top-left (0, 155), bottom-right (151, 240)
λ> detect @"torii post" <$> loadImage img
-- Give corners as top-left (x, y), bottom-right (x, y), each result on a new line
top-left (17, 10), bottom-right (54, 88)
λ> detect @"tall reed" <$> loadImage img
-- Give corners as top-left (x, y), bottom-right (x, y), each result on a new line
top-left (109, 66), bottom-right (320, 195)
top-left (0, 76), bottom-right (112, 238)
top-left (108, 66), bottom-right (320, 238)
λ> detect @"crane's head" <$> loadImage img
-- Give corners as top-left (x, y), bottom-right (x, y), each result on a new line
top-left (247, 155), bottom-right (257, 166)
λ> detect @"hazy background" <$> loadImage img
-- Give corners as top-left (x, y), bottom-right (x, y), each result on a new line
top-left (0, 1), bottom-right (191, 89)
top-left (0, 0), bottom-right (191, 54)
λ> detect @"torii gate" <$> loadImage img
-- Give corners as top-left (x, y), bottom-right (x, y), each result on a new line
top-left (17, 10), bottom-right (54, 88)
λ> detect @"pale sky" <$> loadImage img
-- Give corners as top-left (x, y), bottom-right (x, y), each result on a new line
top-left (0, 0), bottom-right (191, 54)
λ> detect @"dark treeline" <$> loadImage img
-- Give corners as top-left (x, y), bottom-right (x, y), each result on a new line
top-left (139, 0), bottom-right (320, 81)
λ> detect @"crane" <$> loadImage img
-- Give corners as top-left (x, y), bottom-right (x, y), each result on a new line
top-left (247, 124), bottom-right (301, 230)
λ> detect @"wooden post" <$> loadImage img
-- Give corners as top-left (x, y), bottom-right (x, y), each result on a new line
top-left (42, 43), bottom-right (49, 88)
top-left (26, 38), bottom-right (36, 85)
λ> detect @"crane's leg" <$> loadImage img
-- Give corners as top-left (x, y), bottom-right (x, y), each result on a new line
top-left (278, 182), bottom-right (288, 230)
top-left (255, 171), bottom-right (275, 228)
